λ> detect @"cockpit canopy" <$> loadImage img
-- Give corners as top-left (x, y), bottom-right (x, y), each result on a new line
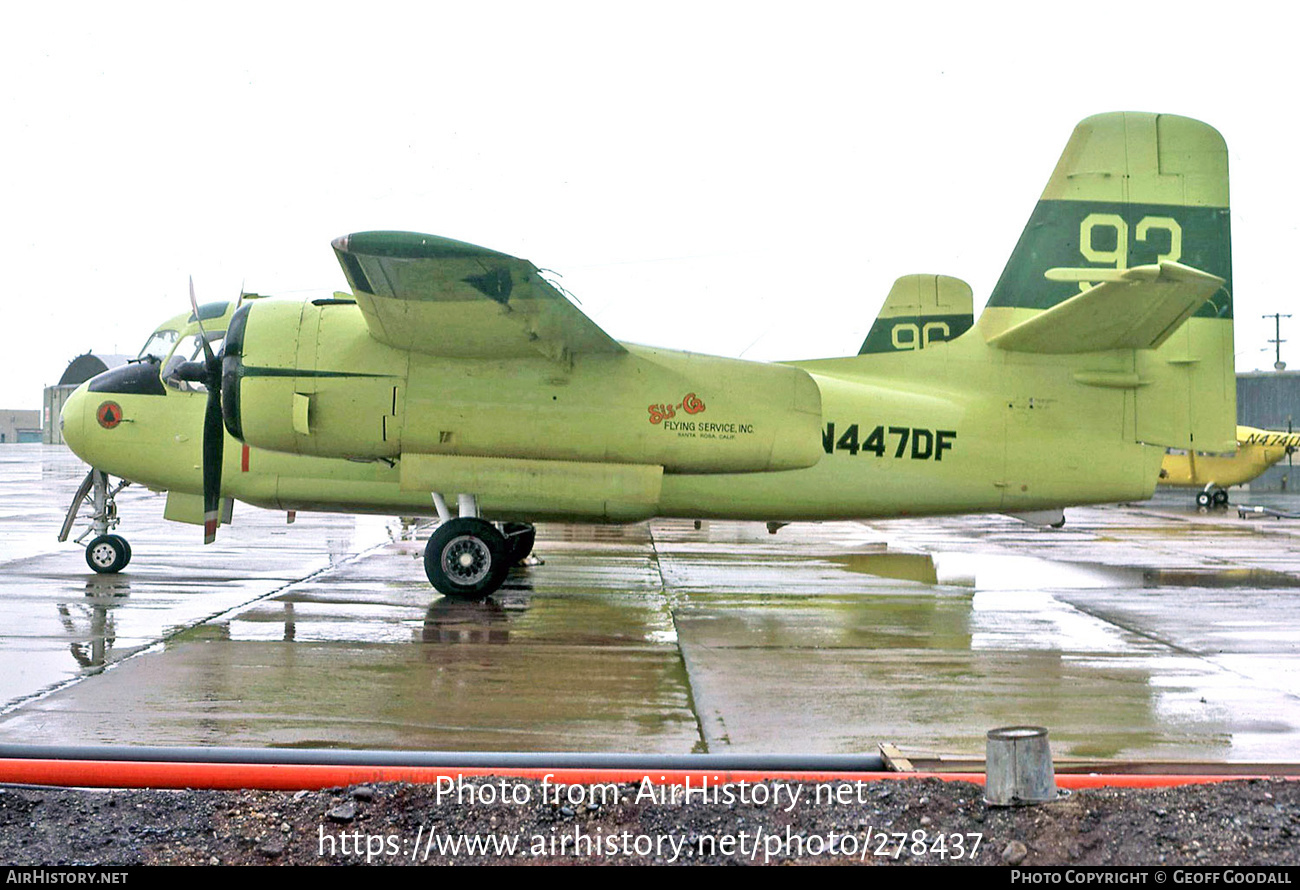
top-left (137, 329), bottom-right (178, 362)
top-left (161, 331), bottom-right (226, 393)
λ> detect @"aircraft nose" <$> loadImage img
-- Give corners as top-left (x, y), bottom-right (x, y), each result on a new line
top-left (60, 384), bottom-right (89, 458)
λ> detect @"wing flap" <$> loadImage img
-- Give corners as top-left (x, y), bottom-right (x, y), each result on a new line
top-left (987, 261), bottom-right (1225, 354)
top-left (333, 231), bottom-right (626, 361)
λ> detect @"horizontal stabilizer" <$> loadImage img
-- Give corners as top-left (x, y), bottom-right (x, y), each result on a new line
top-left (987, 262), bottom-right (1224, 354)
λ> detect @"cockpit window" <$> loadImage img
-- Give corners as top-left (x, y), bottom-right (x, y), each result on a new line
top-left (161, 331), bottom-right (225, 393)
top-left (138, 329), bottom-right (179, 362)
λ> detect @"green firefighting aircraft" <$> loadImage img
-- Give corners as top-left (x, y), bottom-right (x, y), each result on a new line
top-left (59, 111), bottom-right (1237, 599)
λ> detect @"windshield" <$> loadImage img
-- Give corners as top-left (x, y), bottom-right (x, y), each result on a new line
top-left (138, 329), bottom-right (179, 362)
top-left (161, 331), bottom-right (226, 392)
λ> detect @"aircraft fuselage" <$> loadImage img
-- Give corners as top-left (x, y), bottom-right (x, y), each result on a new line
top-left (62, 306), bottom-right (1167, 526)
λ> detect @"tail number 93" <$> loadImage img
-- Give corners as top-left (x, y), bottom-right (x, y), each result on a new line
top-left (1046, 214), bottom-right (1183, 291)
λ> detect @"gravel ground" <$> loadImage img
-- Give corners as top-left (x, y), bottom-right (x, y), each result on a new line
top-left (0, 777), bottom-right (1296, 866)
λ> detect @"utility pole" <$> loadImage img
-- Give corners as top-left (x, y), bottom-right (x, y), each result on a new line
top-left (1264, 313), bottom-right (1291, 371)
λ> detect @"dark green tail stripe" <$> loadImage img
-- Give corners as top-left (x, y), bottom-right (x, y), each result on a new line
top-left (858, 314), bottom-right (974, 354)
top-left (987, 199), bottom-right (1232, 319)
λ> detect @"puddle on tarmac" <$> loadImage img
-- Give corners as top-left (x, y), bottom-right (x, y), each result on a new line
top-left (834, 551), bottom-right (1300, 591)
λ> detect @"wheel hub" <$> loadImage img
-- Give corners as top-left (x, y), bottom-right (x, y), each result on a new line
top-left (442, 536), bottom-right (492, 585)
top-left (89, 543), bottom-right (116, 569)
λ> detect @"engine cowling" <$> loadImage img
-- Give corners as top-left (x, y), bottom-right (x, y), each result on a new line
top-left (224, 298), bottom-right (825, 474)
top-left (222, 299), bottom-right (407, 458)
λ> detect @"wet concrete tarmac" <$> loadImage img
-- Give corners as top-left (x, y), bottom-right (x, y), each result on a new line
top-left (2, 444), bottom-right (1300, 763)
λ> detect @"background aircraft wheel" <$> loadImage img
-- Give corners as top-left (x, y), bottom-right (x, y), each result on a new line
top-left (424, 518), bottom-right (508, 599)
top-left (85, 535), bottom-right (129, 574)
top-left (1212, 489), bottom-right (1229, 507)
top-left (502, 522), bottom-right (536, 565)
top-left (1196, 492), bottom-right (1212, 509)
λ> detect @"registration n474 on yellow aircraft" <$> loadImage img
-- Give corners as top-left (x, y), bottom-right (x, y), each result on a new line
top-left (60, 111), bottom-right (1237, 599)
top-left (1160, 426), bottom-right (1300, 508)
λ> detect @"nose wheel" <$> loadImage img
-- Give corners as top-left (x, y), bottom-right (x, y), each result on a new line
top-left (62, 469), bottom-right (134, 574)
top-left (85, 534), bottom-right (132, 574)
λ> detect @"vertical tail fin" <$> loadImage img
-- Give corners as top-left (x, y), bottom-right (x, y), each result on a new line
top-left (977, 112), bottom-right (1235, 452)
top-left (858, 274), bottom-right (974, 354)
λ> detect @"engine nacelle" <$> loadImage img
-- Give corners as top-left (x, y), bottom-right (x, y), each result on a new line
top-left (225, 298), bottom-right (825, 474)
top-left (223, 299), bottom-right (407, 458)
top-left (399, 344), bottom-right (824, 473)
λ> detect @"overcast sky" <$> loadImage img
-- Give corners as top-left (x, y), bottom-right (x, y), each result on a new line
top-left (3, 2), bottom-right (1296, 412)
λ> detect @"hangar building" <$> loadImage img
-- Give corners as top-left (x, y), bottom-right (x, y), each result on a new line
top-left (1236, 370), bottom-right (1300, 492)
top-left (42, 353), bottom-right (131, 445)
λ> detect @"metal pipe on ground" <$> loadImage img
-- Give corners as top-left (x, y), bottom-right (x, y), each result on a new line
top-left (0, 745), bottom-right (884, 772)
top-left (0, 745), bottom-right (1293, 792)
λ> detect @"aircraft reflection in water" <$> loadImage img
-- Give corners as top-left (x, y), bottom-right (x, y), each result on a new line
top-left (60, 112), bottom-right (1236, 599)
top-left (421, 598), bottom-right (512, 645)
top-left (236, 599), bottom-right (513, 645)
top-left (57, 576), bottom-right (131, 670)
top-left (224, 585), bottom-right (519, 645)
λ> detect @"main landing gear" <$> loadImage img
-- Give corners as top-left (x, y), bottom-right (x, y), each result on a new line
top-left (59, 469), bottom-right (133, 574)
top-left (1195, 486), bottom-right (1230, 510)
top-left (422, 493), bottom-right (536, 599)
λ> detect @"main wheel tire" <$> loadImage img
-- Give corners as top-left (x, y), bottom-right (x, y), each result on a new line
top-left (1212, 489), bottom-right (1229, 506)
top-left (1196, 491), bottom-right (1212, 508)
top-left (85, 535), bottom-right (129, 574)
top-left (424, 518), bottom-right (508, 598)
top-left (501, 522), bottom-right (536, 565)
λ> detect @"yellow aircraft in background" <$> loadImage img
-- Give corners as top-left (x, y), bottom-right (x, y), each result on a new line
top-left (1160, 426), bottom-right (1300, 508)
top-left (59, 111), bottom-right (1238, 598)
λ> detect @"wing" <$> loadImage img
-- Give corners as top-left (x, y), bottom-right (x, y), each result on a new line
top-left (332, 231), bottom-right (626, 361)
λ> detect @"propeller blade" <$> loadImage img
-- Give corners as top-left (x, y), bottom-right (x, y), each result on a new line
top-left (201, 374), bottom-right (224, 544)
top-left (189, 277), bottom-right (217, 369)
top-left (188, 277), bottom-right (225, 543)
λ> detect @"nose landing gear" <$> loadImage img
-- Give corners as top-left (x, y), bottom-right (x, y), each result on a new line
top-left (60, 469), bottom-right (133, 574)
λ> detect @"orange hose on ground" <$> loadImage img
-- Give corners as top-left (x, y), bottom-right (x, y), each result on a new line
top-left (0, 759), bottom-right (1288, 791)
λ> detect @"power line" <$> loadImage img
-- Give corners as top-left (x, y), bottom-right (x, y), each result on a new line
top-left (1264, 313), bottom-right (1291, 371)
